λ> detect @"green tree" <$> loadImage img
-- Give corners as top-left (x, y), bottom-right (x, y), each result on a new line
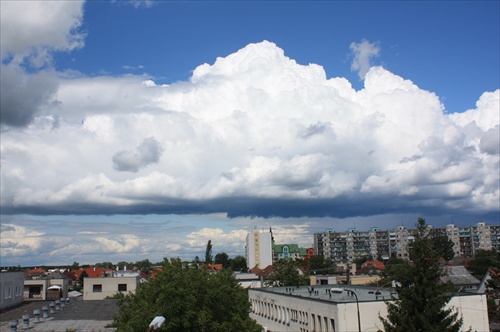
top-left (96, 261), bottom-right (114, 269)
top-left (430, 234), bottom-right (455, 261)
top-left (205, 240), bottom-right (213, 264)
top-left (112, 258), bottom-right (261, 332)
top-left (135, 259), bottom-right (153, 274)
top-left (117, 261), bottom-right (129, 270)
top-left (302, 255), bottom-right (337, 275)
top-left (214, 252), bottom-right (229, 268)
top-left (467, 249), bottom-right (500, 278)
top-left (265, 259), bottom-right (308, 287)
top-left (229, 255), bottom-right (248, 272)
top-left (380, 218), bottom-right (463, 332)
top-left (70, 261), bottom-right (80, 270)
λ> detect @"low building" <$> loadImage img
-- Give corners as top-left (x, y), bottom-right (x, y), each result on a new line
top-left (273, 244), bottom-right (313, 261)
top-left (0, 272), bottom-right (24, 310)
top-left (83, 276), bottom-right (140, 300)
top-left (442, 265), bottom-right (481, 292)
top-left (248, 285), bottom-right (489, 331)
top-left (234, 272), bottom-right (263, 288)
top-left (23, 271), bottom-right (70, 301)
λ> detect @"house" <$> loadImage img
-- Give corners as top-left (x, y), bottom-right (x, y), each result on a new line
top-left (25, 268), bottom-right (47, 279)
top-left (0, 272), bottom-right (24, 310)
top-left (83, 276), bottom-right (140, 300)
top-left (205, 264), bottom-right (223, 272)
top-left (249, 284), bottom-right (489, 331)
top-left (442, 265), bottom-right (481, 292)
top-left (234, 272), bottom-right (263, 288)
top-left (23, 271), bottom-right (70, 301)
top-left (273, 244), bottom-right (313, 261)
top-left (356, 260), bottom-right (385, 275)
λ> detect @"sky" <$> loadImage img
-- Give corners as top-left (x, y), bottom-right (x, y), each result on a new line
top-left (0, 0), bottom-right (499, 267)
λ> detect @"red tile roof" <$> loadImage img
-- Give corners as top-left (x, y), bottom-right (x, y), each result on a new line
top-left (72, 267), bottom-right (112, 279)
top-left (361, 260), bottom-right (385, 270)
top-left (25, 268), bottom-right (47, 276)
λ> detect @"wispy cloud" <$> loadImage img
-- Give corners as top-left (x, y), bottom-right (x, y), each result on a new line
top-left (350, 39), bottom-right (381, 80)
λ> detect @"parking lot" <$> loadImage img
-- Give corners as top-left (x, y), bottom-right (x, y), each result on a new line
top-left (0, 297), bottom-right (119, 331)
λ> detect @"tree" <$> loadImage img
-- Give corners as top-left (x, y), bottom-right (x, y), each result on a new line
top-left (380, 218), bottom-right (463, 332)
top-left (229, 255), bottom-right (248, 272)
top-left (135, 259), bottom-right (153, 274)
top-left (265, 259), bottom-right (308, 287)
top-left (117, 261), bottom-right (129, 270)
top-left (96, 261), bottom-right (114, 269)
top-left (302, 255), bottom-right (337, 275)
top-left (205, 240), bottom-right (213, 264)
top-left (430, 234), bottom-right (455, 261)
top-left (467, 249), bottom-right (500, 278)
top-left (214, 252), bottom-right (229, 268)
top-left (70, 261), bottom-right (80, 270)
top-left (112, 258), bottom-right (261, 332)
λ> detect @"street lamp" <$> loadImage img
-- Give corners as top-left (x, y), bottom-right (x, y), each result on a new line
top-left (330, 288), bottom-right (361, 332)
top-left (147, 316), bottom-right (165, 332)
top-left (344, 289), bottom-right (361, 332)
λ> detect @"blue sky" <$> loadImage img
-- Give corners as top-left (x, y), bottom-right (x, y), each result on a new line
top-left (1, 0), bottom-right (499, 266)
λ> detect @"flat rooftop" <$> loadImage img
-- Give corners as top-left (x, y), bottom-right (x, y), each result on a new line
top-left (255, 284), bottom-right (395, 303)
top-left (253, 284), bottom-right (480, 304)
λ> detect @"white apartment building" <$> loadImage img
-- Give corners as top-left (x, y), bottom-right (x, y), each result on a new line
top-left (246, 230), bottom-right (273, 269)
top-left (249, 285), bottom-right (489, 332)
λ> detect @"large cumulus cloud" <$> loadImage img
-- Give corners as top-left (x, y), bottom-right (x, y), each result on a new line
top-left (0, 0), bottom-right (85, 127)
top-left (1, 41), bottom-right (499, 220)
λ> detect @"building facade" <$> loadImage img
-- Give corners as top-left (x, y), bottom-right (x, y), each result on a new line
top-left (315, 222), bottom-right (498, 264)
top-left (246, 231), bottom-right (273, 269)
top-left (249, 285), bottom-right (489, 332)
top-left (273, 244), bottom-right (313, 261)
top-left (83, 276), bottom-right (139, 300)
top-left (0, 272), bottom-right (24, 311)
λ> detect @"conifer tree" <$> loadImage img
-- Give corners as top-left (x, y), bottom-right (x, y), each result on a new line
top-left (380, 218), bottom-right (463, 332)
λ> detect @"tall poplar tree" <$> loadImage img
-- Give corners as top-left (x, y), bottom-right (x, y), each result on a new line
top-left (380, 218), bottom-right (463, 332)
top-left (205, 240), bottom-right (213, 264)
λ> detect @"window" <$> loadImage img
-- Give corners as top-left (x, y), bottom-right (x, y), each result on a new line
top-left (118, 284), bottom-right (127, 292)
top-left (93, 284), bottom-right (102, 292)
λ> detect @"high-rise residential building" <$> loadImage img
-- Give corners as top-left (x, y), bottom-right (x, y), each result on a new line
top-left (314, 227), bottom-right (395, 264)
top-left (491, 225), bottom-right (500, 252)
top-left (314, 221), bottom-right (496, 264)
top-left (246, 230), bottom-right (273, 269)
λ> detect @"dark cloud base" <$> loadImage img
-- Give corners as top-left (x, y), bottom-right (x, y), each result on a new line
top-left (2, 196), bottom-right (498, 227)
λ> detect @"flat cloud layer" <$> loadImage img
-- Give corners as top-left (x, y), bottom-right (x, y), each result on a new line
top-left (1, 41), bottom-right (499, 220)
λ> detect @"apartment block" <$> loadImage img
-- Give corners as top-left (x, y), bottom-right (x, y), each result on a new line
top-left (314, 222), bottom-right (498, 264)
top-left (246, 230), bottom-right (273, 269)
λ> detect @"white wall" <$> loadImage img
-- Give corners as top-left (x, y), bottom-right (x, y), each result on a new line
top-left (0, 272), bottom-right (24, 310)
top-left (249, 288), bottom-right (489, 332)
top-left (83, 277), bottom-right (139, 300)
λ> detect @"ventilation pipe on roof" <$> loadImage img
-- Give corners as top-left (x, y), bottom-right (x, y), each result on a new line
top-left (9, 319), bottom-right (18, 332)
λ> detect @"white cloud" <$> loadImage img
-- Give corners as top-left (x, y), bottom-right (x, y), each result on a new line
top-left (0, 0), bottom-right (85, 65)
top-left (350, 39), bottom-right (381, 80)
top-left (0, 0), bottom-right (85, 127)
top-left (0, 224), bottom-right (47, 258)
top-left (1, 41), bottom-right (498, 224)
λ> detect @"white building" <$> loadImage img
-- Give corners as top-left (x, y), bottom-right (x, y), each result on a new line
top-left (246, 230), bottom-right (273, 269)
top-left (83, 276), bottom-right (140, 300)
top-left (0, 272), bottom-right (24, 310)
top-left (248, 285), bottom-right (489, 332)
